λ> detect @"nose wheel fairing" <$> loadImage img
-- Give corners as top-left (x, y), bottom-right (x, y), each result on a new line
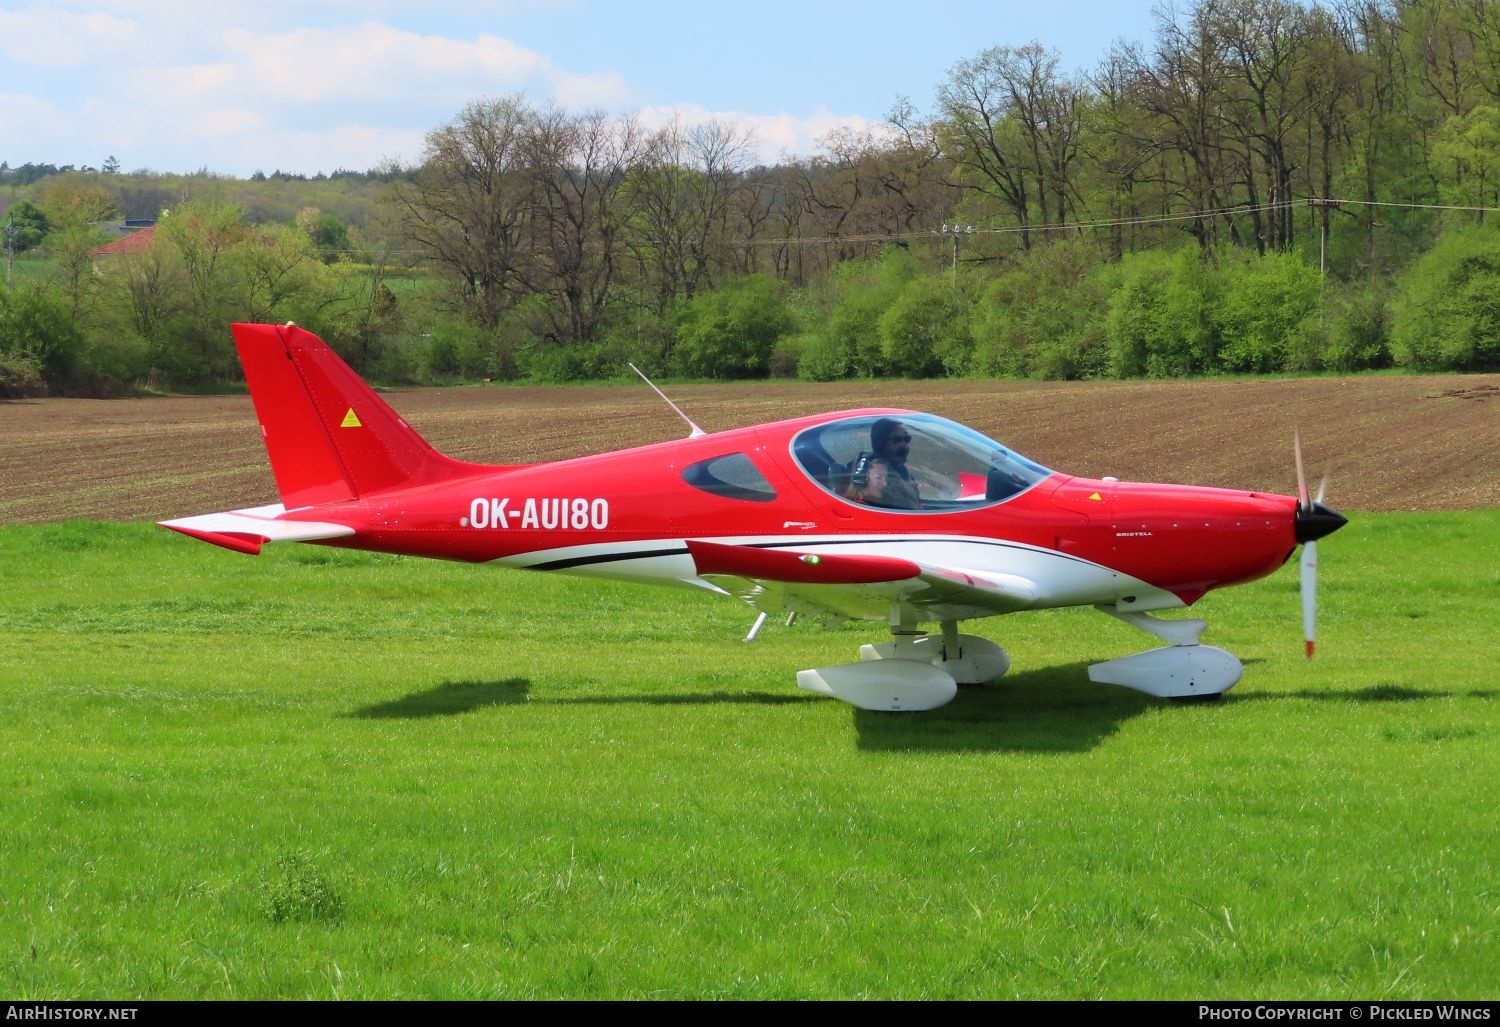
top-left (1087, 644), bottom-right (1243, 699)
top-left (1086, 606), bottom-right (1242, 700)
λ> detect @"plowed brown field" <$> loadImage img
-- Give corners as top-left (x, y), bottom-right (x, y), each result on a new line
top-left (2, 374), bottom-right (1496, 524)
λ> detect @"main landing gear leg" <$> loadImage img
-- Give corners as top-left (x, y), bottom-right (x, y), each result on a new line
top-left (1087, 607), bottom-right (1242, 702)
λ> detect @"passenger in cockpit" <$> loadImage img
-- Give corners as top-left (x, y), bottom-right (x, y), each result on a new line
top-left (844, 450), bottom-right (919, 510)
top-left (844, 453), bottom-right (890, 506)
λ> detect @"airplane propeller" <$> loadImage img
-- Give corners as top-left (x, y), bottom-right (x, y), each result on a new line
top-left (1292, 433), bottom-right (1347, 659)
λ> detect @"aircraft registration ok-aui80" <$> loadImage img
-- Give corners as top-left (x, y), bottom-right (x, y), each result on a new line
top-left (161, 323), bottom-right (1347, 712)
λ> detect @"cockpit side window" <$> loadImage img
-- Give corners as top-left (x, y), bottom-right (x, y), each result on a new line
top-left (682, 452), bottom-right (778, 503)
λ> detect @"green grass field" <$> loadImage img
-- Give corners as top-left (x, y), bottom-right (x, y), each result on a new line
top-left (1, 512), bottom-right (1496, 999)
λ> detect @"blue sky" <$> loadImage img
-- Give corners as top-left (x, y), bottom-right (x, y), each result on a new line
top-left (1, 0), bottom-right (1163, 178)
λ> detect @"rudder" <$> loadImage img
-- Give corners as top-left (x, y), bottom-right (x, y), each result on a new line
top-left (233, 323), bottom-right (473, 508)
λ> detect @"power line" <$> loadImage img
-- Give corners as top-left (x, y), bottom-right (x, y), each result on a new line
top-left (705, 194), bottom-right (1500, 250)
top-left (707, 199), bottom-right (1300, 248)
top-left (1323, 196), bottom-right (1500, 213)
top-left (224, 195), bottom-right (1500, 261)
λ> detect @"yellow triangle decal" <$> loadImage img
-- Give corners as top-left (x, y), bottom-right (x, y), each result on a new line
top-left (1089, 492), bottom-right (1102, 501)
top-left (340, 408), bottom-right (362, 428)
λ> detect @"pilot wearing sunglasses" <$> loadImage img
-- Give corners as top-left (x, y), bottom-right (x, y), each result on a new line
top-left (868, 417), bottom-right (921, 510)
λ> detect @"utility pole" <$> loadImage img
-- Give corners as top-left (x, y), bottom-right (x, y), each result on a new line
top-left (940, 223), bottom-right (973, 289)
top-left (1307, 198), bottom-right (1341, 277)
top-left (5, 217), bottom-right (16, 290)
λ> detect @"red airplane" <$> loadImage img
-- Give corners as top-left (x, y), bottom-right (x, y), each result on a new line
top-left (161, 323), bottom-right (1347, 712)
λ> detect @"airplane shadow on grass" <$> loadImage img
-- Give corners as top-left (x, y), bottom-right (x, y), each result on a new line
top-left (853, 662), bottom-right (1159, 754)
top-left (349, 678), bottom-right (533, 719)
top-left (345, 664), bottom-right (1170, 754)
top-left (341, 665), bottom-right (1482, 755)
top-left (347, 678), bottom-right (810, 719)
top-left (1234, 683), bottom-right (1498, 703)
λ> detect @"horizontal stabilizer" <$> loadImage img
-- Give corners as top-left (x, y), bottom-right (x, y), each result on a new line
top-left (159, 504), bottom-right (355, 556)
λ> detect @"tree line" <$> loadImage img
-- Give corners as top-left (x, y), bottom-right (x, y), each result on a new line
top-left (5, 0), bottom-right (1500, 398)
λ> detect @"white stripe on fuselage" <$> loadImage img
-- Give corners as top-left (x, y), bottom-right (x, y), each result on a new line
top-left (494, 534), bottom-right (1183, 613)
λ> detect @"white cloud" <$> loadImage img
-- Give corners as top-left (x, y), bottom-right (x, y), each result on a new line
top-left (213, 25), bottom-right (540, 102)
top-left (0, 94), bottom-right (68, 148)
top-left (0, 8), bottom-right (136, 67)
top-left (185, 108), bottom-right (268, 139)
top-left (5, 4), bottom-right (892, 175)
top-left (123, 62), bottom-right (237, 104)
top-left (548, 69), bottom-right (632, 111)
top-left (636, 103), bottom-right (889, 165)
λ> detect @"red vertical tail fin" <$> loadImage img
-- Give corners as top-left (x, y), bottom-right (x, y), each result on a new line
top-left (232, 323), bottom-right (483, 508)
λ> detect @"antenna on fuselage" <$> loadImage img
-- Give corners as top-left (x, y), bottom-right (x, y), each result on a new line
top-left (628, 363), bottom-right (707, 439)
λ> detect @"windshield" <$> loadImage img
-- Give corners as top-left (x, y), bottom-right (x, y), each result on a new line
top-left (790, 413), bottom-right (1053, 512)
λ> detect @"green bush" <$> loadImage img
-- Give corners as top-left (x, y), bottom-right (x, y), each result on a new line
top-left (1390, 226), bottom-right (1500, 371)
top-left (423, 319), bottom-right (494, 380)
top-left (970, 239), bottom-right (1111, 379)
top-left (768, 332), bottom-right (810, 378)
top-left (877, 275), bottom-right (967, 377)
top-left (515, 340), bottom-right (600, 382)
top-left (809, 247), bottom-right (922, 378)
top-left (81, 330), bottom-right (151, 394)
top-left (1105, 247), bottom-right (1220, 378)
top-left (0, 349), bottom-right (45, 398)
top-left (595, 309), bottom-right (676, 379)
top-left (825, 290), bottom-right (887, 376)
top-left (141, 316), bottom-right (215, 386)
top-left (1319, 282), bottom-right (1392, 371)
top-left (671, 275), bottom-right (795, 379)
top-left (796, 330), bottom-right (853, 381)
top-left (1214, 251), bottom-right (1322, 373)
top-left (363, 331), bottom-right (424, 385)
top-left (0, 284), bottom-right (85, 390)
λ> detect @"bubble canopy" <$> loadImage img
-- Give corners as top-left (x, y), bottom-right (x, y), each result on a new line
top-left (790, 413), bottom-right (1055, 511)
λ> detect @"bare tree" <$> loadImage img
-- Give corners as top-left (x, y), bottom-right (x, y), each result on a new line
top-left (623, 118), bottom-right (755, 311)
top-left (1332, 0), bottom-right (1417, 266)
top-left (1088, 44), bottom-right (1171, 256)
top-left (885, 96), bottom-right (953, 234)
top-left (390, 96), bottom-right (536, 328)
top-left (726, 166), bottom-right (783, 277)
top-left (1204, 0), bottom-right (1315, 252)
top-left (525, 108), bottom-right (641, 344)
top-left (1128, 8), bottom-right (1240, 253)
top-left (938, 46), bottom-right (1039, 248)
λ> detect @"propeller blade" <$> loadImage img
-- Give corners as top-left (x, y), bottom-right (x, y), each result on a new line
top-left (1301, 539), bottom-right (1318, 659)
top-left (1294, 431), bottom-right (1310, 512)
top-left (1294, 443), bottom-right (1338, 660)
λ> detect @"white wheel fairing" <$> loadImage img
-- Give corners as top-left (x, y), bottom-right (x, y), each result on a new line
top-left (796, 659), bottom-right (958, 711)
top-left (1087, 645), bottom-right (1243, 699)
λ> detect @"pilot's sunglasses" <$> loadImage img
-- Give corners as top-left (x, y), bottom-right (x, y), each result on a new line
top-left (891, 435), bottom-right (912, 443)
